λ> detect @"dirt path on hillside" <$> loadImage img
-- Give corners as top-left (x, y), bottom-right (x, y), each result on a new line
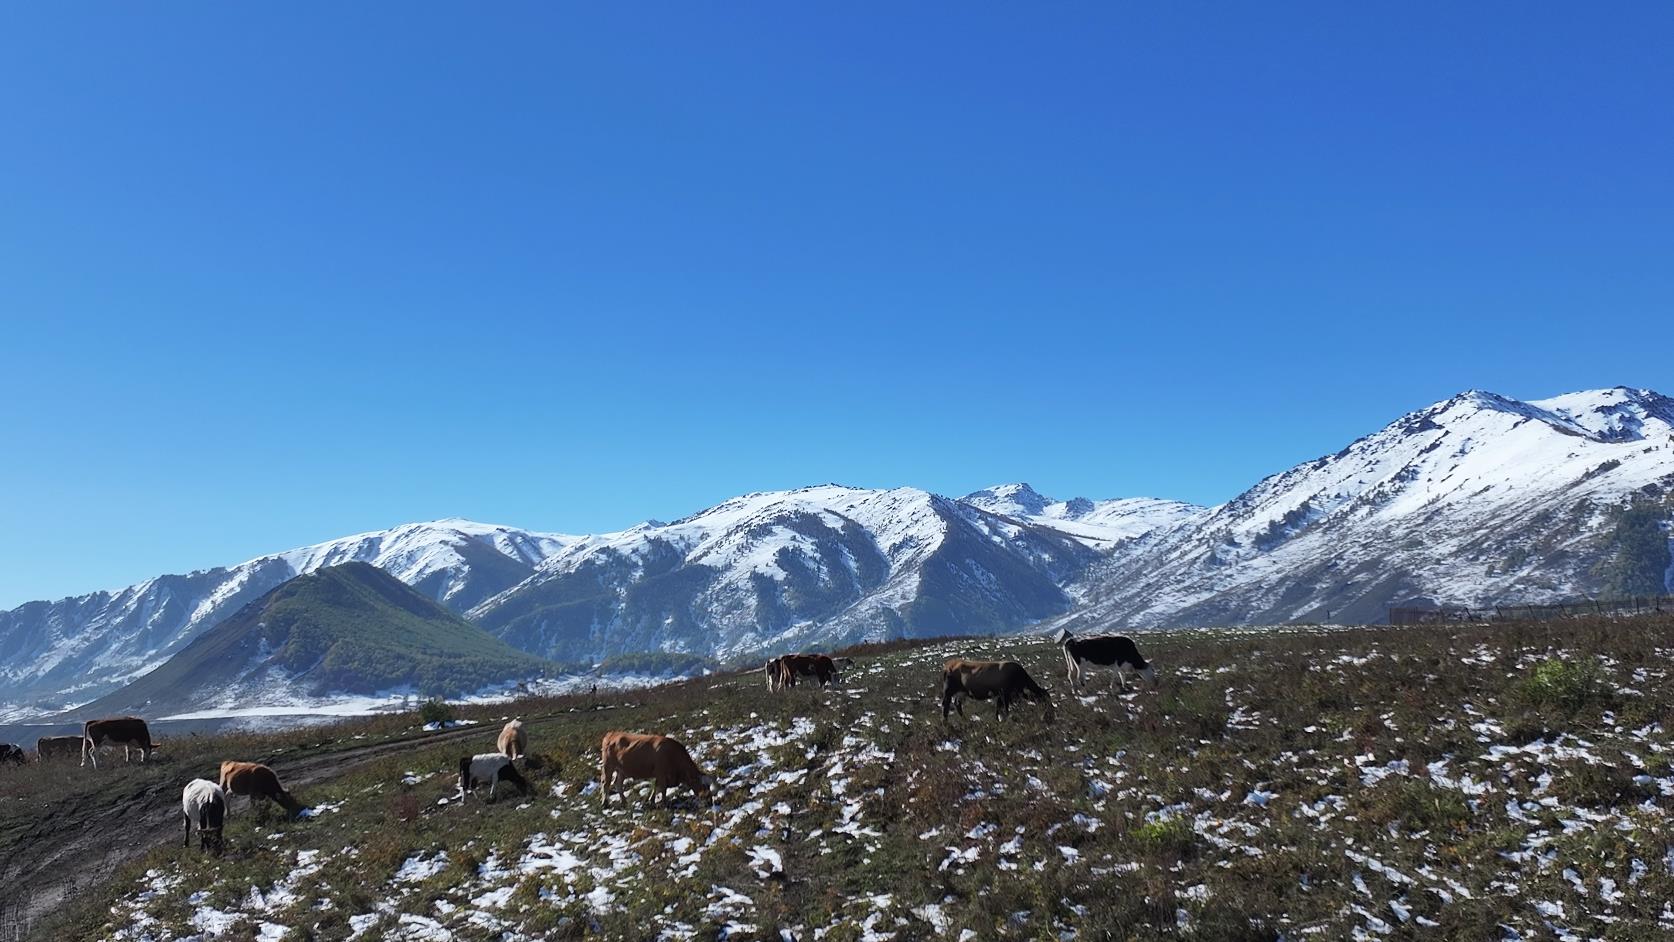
top-left (1, 721), bottom-right (516, 938)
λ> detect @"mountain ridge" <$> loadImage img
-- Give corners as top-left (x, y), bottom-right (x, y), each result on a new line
top-left (3, 385), bottom-right (1671, 721)
top-left (67, 562), bottom-right (554, 721)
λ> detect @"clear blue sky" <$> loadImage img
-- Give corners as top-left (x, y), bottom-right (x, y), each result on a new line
top-left (2, 4), bottom-right (1670, 607)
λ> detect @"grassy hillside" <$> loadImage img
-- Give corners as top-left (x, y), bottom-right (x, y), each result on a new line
top-left (73, 562), bottom-right (555, 717)
top-left (11, 613), bottom-right (1674, 940)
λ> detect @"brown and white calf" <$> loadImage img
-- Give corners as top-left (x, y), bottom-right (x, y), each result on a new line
top-left (459, 753), bottom-right (530, 801)
top-left (81, 717), bottom-right (160, 768)
top-left (940, 659), bottom-right (1055, 723)
top-left (219, 761), bottom-right (305, 818)
top-left (1056, 630), bottom-right (1157, 691)
top-left (599, 731), bottom-right (711, 809)
top-left (181, 778), bottom-right (227, 854)
top-left (497, 719), bottom-right (527, 761)
top-left (37, 735), bottom-right (84, 761)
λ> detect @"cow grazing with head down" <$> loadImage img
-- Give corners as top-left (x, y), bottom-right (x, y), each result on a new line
top-left (770, 653), bottom-right (838, 690)
top-left (599, 731), bottom-right (711, 809)
top-left (459, 753), bottom-right (529, 801)
top-left (941, 659), bottom-right (1055, 723)
top-left (37, 735), bottom-right (83, 761)
top-left (181, 779), bottom-right (227, 854)
top-left (219, 761), bottom-right (305, 818)
top-left (0, 744), bottom-right (24, 765)
top-left (81, 717), bottom-right (160, 768)
top-left (497, 720), bottom-right (527, 761)
top-left (1056, 629), bottom-right (1156, 692)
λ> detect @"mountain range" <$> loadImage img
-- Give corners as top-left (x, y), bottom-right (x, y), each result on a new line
top-left (2, 386), bottom-right (1670, 720)
top-left (70, 562), bottom-right (553, 720)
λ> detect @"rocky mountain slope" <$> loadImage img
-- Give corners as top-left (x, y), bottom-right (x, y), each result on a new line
top-left (0, 520), bottom-right (572, 715)
top-left (68, 562), bottom-right (553, 720)
top-left (1060, 386), bottom-right (1674, 628)
top-left (467, 484), bottom-right (1103, 661)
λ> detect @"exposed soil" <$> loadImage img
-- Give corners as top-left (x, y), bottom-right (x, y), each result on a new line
top-left (1, 720), bottom-right (517, 937)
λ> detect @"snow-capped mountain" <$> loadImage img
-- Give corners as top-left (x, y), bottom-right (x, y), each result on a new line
top-left (69, 562), bottom-right (552, 721)
top-left (467, 485), bottom-right (1100, 661)
top-left (962, 483), bottom-right (1208, 548)
top-left (1059, 386), bottom-right (1674, 629)
top-left (0, 520), bottom-right (574, 715)
top-left (4, 385), bottom-right (1670, 723)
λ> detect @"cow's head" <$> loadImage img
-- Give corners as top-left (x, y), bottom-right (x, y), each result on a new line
top-left (1053, 628), bottom-right (1073, 646)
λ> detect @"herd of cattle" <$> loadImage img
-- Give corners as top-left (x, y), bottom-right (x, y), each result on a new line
top-left (1, 630), bottom-right (1155, 857)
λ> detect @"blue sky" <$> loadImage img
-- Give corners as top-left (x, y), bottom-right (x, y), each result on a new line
top-left (1, 4), bottom-right (1670, 607)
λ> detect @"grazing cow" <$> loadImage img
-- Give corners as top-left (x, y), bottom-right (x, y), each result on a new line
top-left (37, 735), bottom-right (84, 761)
top-left (458, 753), bottom-right (529, 801)
top-left (599, 731), bottom-right (711, 809)
top-left (941, 659), bottom-right (1055, 723)
top-left (181, 779), bottom-right (227, 854)
top-left (219, 761), bottom-right (305, 818)
top-left (773, 653), bottom-right (838, 689)
top-left (81, 717), bottom-right (160, 768)
top-left (1055, 629), bottom-right (1157, 691)
top-left (497, 720), bottom-right (527, 761)
top-left (0, 744), bottom-right (24, 765)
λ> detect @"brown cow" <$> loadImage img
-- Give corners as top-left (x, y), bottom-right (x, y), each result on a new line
top-left (599, 731), bottom-right (711, 809)
top-left (219, 761), bottom-right (305, 818)
top-left (773, 653), bottom-right (838, 689)
top-left (941, 659), bottom-right (1054, 723)
top-left (37, 735), bottom-right (83, 761)
top-left (497, 719), bottom-right (527, 761)
top-left (81, 717), bottom-right (160, 768)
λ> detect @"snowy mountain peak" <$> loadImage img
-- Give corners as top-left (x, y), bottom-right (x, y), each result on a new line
top-left (964, 483), bottom-right (1053, 516)
top-left (963, 483), bottom-right (1207, 548)
top-left (1531, 386), bottom-right (1674, 442)
top-left (1070, 385), bottom-right (1674, 629)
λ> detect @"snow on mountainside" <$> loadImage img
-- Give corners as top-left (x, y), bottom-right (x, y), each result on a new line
top-left (962, 483), bottom-right (1208, 547)
top-left (1060, 386), bottom-right (1674, 629)
top-left (0, 520), bottom-right (574, 716)
top-left (4, 385), bottom-right (1670, 723)
top-left (469, 484), bottom-right (1100, 661)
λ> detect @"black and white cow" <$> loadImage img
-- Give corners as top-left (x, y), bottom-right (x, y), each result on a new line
top-left (1055, 629), bottom-right (1156, 691)
top-left (458, 753), bottom-right (530, 801)
top-left (0, 743), bottom-right (25, 765)
top-left (181, 778), bottom-right (227, 854)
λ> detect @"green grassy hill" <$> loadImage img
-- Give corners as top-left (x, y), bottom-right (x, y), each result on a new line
top-left (14, 613), bottom-right (1674, 940)
top-left (71, 562), bottom-right (555, 718)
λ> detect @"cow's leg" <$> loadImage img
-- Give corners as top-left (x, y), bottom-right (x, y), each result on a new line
top-left (183, 811), bottom-right (191, 848)
top-left (1115, 666), bottom-right (1129, 692)
top-left (1062, 648), bottom-right (1077, 687)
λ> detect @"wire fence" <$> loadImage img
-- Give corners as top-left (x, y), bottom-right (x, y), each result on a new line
top-left (1389, 595), bottom-right (1674, 625)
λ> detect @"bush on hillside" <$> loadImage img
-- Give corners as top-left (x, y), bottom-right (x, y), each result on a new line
top-left (417, 699), bottom-right (455, 726)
